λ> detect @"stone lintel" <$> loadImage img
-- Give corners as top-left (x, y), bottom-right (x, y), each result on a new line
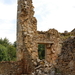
top-left (38, 41), bottom-right (54, 44)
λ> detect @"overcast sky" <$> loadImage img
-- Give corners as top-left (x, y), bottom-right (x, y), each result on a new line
top-left (0, 0), bottom-right (75, 43)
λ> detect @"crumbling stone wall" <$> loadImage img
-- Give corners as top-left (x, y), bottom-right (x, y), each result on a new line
top-left (36, 29), bottom-right (61, 65)
top-left (0, 0), bottom-right (36, 75)
top-left (0, 59), bottom-right (34, 75)
top-left (17, 0), bottom-right (61, 66)
top-left (0, 61), bottom-right (23, 75)
top-left (55, 37), bottom-right (75, 75)
top-left (17, 0), bottom-right (38, 73)
top-left (1, 0), bottom-right (74, 75)
top-left (17, 0), bottom-right (38, 61)
top-left (16, 0), bottom-right (75, 75)
top-left (0, 0), bottom-right (61, 74)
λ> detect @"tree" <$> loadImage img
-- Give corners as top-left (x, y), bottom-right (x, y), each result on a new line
top-left (38, 44), bottom-right (45, 60)
top-left (0, 38), bottom-right (16, 61)
top-left (7, 45), bottom-right (16, 61)
top-left (0, 44), bottom-right (8, 61)
top-left (13, 41), bottom-right (16, 48)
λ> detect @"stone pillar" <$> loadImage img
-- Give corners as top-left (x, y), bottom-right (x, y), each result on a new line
top-left (17, 0), bottom-right (38, 61)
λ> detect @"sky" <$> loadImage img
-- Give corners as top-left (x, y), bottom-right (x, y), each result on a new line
top-left (0, 0), bottom-right (75, 43)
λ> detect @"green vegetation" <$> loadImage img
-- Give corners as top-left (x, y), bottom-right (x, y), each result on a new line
top-left (0, 38), bottom-right (46, 61)
top-left (0, 38), bottom-right (16, 61)
top-left (55, 68), bottom-right (61, 73)
top-left (38, 44), bottom-right (45, 60)
top-left (60, 32), bottom-right (74, 41)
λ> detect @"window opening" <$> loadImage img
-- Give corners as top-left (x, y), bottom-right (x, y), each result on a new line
top-left (38, 44), bottom-right (45, 60)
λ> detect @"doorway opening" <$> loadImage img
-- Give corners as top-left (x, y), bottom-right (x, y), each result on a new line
top-left (38, 44), bottom-right (45, 60)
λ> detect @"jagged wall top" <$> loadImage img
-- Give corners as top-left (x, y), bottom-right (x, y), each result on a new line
top-left (17, 0), bottom-right (38, 61)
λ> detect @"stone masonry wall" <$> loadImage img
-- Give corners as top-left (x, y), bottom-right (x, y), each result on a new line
top-left (55, 37), bottom-right (75, 75)
top-left (36, 29), bottom-right (61, 65)
top-left (0, 61), bottom-right (23, 75)
top-left (30, 29), bottom-right (62, 75)
top-left (0, 0), bottom-right (36, 74)
top-left (17, 0), bottom-right (38, 61)
top-left (0, 0), bottom-right (70, 75)
top-left (0, 59), bottom-right (34, 75)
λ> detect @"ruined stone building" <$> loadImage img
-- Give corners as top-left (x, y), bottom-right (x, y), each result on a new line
top-left (0, 0), bottom-right (75, 75)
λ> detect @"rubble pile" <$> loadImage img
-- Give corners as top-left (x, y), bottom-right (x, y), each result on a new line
top-left (32, 59), bottom-right (55, 75)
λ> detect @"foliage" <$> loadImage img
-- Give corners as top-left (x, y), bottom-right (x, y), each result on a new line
top-left (0, 38), bottom-right (46, 61)
top-left (0, 38), bottom-right (16, 61)
top-left (55, 68), bottom-right (61, 73)
top-left (13, 41), bottom-right (16, 47)
top-left (0, 44), bottom-right (8, 61)
top-left (7, 45), bottom-right (16, 61)
top-left (60, 33), bottom-right (72, 41)
top-left (38, 44), bottom-right (45, 60)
